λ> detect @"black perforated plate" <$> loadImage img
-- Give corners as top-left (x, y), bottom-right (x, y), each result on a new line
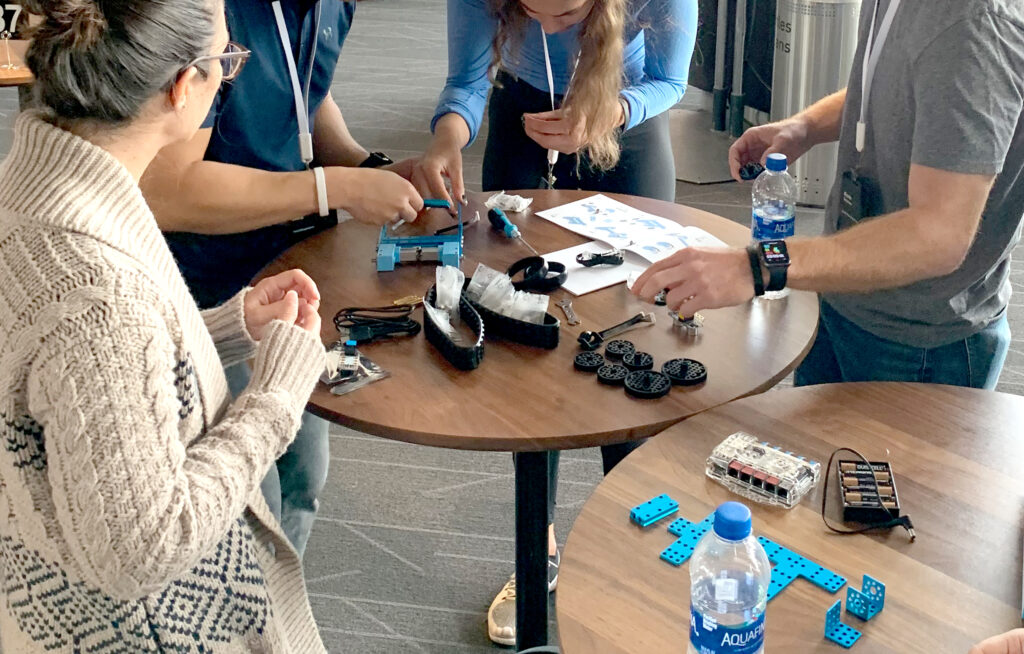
top-left (662, 358), bottom-right (707, 386)
top-left (574, 351), bottom-right (606, 373)
top-left (624, 370), bottom-right (672, 399)
top-left (597, 364), bottom-right (629, 386)
top-left (604, 339), bottom-right (635, 361)
top-left (622, 351), bottom-right (654, 372)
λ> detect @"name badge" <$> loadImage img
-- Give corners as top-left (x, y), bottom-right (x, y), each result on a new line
top-left (839, 169), bottom-right (864, 227)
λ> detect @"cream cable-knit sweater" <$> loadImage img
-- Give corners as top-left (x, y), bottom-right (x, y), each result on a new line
top-left (0, 112), bottom-right (328, 653)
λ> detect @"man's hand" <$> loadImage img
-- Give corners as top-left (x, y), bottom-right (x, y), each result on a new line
top-left (728, 118), bottom-right (813, 182)
top-left (329, 167), bottom-right (424, 226)
top-left (631, 247), bottom-right (755, 314)
top-left (244, 269), bottom-right (321, 340)
top-left (523, 109), bottom-right (588, 155)
top-left (383, 157), bottom-right (418, 182)
top-left (969, 630), bottom-right (1024, 654)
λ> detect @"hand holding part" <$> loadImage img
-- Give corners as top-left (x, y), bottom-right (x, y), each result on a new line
top-left (577, 311), bottom-right (655, 351)
top-left (576, 249), bottom-right (624, 267)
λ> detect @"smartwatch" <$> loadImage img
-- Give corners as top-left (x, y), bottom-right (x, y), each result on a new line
top-left (757, 240), bottom-right (790, 292)
top-left (745, 244), bottom-right (765, 297)
top-left (359, 151), bottom-right (394, 168)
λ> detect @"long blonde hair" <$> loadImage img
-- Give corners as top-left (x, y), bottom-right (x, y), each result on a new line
top-left (489, 0), bottom-right (627, 170)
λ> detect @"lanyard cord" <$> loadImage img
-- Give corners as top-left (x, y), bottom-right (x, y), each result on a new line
top-left (539, 25), bottom-right (581, 169)
top-left (856, 0), bottom-right (901, 152)
top-left (272, 0), bottom-right (321, 166)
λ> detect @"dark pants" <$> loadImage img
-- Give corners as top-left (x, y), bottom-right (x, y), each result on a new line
top-left (795, 300), bottom-right (1010, 390)
top-left (484, 72), bottom-right (676, 201)
top-left (487, 72), bottom-right (676, 524)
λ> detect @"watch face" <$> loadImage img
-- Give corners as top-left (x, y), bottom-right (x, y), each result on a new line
top-left (760, 240), bottom-right (789, 265)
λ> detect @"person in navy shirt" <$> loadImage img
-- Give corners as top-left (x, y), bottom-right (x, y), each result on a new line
top-left (142, 0), bottom-right (423, 559)
top-left (410, 0), bottom-right (697, 644)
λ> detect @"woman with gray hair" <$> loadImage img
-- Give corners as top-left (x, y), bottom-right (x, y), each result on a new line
top-left (0, 1), bottom-right (328, 651)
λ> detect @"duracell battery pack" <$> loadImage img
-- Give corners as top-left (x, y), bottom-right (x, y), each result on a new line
top-left (838, 460), bottom-right (901, 523)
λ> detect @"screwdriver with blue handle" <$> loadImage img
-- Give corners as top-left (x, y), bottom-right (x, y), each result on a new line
top-left (488, 207), bottom-right (540, 257)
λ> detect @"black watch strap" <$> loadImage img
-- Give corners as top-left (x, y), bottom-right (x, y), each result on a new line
top-left (359, 151), bottom-right (394, 168)
top-left (765, 264), bottom-right (788, 292)
top-left (745, 245), bottom-right (765, 297)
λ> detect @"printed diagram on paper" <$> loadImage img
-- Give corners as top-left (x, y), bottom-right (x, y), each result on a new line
top-left (536, 194), bottom-right (726, 295)
top-left (536, 194), bottom-right (725, 263)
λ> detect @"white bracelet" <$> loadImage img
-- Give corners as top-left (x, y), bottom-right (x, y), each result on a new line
top-left (312, 166), bottom-right (329, 217)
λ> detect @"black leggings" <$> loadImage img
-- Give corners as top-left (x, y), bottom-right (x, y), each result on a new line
top-left (489, 72), bottom-right (675, 524)
top-left (483, 71), bottom-right (676, 202)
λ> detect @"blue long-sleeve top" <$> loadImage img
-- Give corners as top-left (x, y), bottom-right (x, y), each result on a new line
top-left (433, 0), bottom-right (698, 144)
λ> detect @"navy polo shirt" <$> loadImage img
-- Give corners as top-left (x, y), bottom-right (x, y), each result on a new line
top-left (204, 0), bottom-right (355, 171)
top-left (165, 0), bottom-right (355, 309)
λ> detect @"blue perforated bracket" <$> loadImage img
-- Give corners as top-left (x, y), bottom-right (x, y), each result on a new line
top-left (660, 513), bottom-right (715, 566)
top-left (846, 575), bottom-right (885, 621)
top-left (757, 536), bottom-right (847, 602)
top-left (630, 494), bottom-right (679, 528)
top-left (825, 600), bottom-right (862, 648)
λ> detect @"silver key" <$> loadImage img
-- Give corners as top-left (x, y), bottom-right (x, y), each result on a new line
top-left (556, 298), bottom-right (580, 326)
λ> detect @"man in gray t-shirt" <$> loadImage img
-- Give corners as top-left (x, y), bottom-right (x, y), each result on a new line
top-left (632, 0), bottom-right (1024, 389)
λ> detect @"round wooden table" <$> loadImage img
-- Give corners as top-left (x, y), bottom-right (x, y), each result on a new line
top-left (259, 189), bottom-right (820, 649)
top-left (556, 382), bottom-right (1024, 654)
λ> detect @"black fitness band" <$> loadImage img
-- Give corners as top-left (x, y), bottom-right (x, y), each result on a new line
top-left (507, 256), bottom-right (567, 293)
top-left (745, 245), bottom-right (765, 297)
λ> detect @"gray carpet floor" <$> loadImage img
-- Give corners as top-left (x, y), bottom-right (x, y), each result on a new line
top-left (1, 1), bottom-right (1022, 652)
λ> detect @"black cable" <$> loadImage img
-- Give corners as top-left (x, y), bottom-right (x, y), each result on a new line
top-left (820, 447), bottom-right (916, 542)
top-left (333, 305), bottom-right (421, 344)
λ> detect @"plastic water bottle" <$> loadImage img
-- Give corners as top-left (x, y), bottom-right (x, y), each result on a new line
top-left (688, 502), bottom-right (772, 654)
top-left (751, 153), bottom-right (797, 300)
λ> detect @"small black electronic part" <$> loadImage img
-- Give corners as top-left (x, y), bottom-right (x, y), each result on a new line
top-left (739, 161), bottom-right (765, 181)
top-left (820, 448), bottom-right (915, 542)
top-left (576, 249), bottom-right (625, 268)
top-left (573, 351), bottom-right (605, 373)
top-left (334, 304), bottom-right (422, 344)
top-left (577, 311), bottom-right (655, 351)
top-left (597, 363), bottom-right (629, 386)
top-left (624, 370), bottom-right (672, 399)
top-left (622, 351), bottom-right (654, 372)
top-left (670, 311), bottom-right (704, 334)
top-left (604, 339), bottom-right (635, 361)
top-left (662, 358), bottom-right (707, 386)
top-left (654, 289), bottom-right (668, 306)
top-left (339, 340), bottom-right (360, 373)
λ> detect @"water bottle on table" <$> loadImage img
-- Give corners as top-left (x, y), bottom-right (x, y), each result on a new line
top-left (688, 502), bottom-right (771, 654)
top-left (751, 153), bottom-right (797, 300)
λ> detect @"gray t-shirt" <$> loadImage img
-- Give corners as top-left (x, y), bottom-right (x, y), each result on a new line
top-left (823, 0), bottom-right (1024, 348)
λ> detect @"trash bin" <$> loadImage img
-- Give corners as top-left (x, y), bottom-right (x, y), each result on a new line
top-left (771, 0), bottom-right (861, 206)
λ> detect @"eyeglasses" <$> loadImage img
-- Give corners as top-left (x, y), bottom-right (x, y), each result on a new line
top-left (183, 41), bottom-right (251, 82)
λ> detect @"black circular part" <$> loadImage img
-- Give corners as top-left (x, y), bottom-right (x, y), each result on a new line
top-left (604, 340), bottom-right (635, 361)
top-left (574, 351), bottom-right (605, 373)
top-left (739, 162), bottom-right (766, 181)
top-left (597, 364), bottom-right (629, 386)
top-left (622, 351), bottom-right (654, 371)
top-left (577, 331), bottom-right (603, 351)
top-left (624, 370), bottom-right (672, 399)
top-left (662, 358), bottom-right (708, 386)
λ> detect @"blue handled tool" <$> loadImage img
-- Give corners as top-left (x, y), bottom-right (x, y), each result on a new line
top-left (488, 208), bottom-right (540, 256)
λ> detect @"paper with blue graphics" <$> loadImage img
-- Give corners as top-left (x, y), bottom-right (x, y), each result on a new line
top-left (536, 194), bottom-right (725, 265)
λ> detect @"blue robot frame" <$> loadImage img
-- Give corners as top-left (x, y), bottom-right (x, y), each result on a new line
top-left (376, 199), bottom-right (464, 272)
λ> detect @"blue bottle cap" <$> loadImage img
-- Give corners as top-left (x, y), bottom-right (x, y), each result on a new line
top-left (713, 502), bottom-right (752, 541)
top-left (765, 153), bottom-right (788, 172)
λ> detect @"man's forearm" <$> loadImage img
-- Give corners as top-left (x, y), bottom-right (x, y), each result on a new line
top-left (313, 94), bottom-right (370, 167)
top-left (143, 160), bottom-right (322, 234)
top-left (787, 208), bottom-right (971, 294)
top-left (793, 89), bottom-right (847, 146)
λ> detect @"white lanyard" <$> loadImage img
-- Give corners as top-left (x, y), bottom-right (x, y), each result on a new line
top-left (856, 0), bottom-right (901, 152)
top-left (272, 0), bottom-right (321, 166)
top-left (540, 25), bottom-right (580, 169)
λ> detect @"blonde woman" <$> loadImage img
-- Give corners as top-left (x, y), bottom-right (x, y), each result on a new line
top-left (0, 0), bottom-right (327, 650)
top-left (413, 0), bottom-right (697, 644)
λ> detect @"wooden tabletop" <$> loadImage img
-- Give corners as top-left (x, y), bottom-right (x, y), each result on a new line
top-left (0, 40), bottom-right (31, 87)
top-left (259, 190), bottom-right (819, 451)
top-left (556, 382), bottom-right (1024, 653)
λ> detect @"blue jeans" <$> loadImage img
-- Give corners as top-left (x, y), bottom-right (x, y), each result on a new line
top-left (795, 301), bottom-right (1011, 390)
top-left (225, 363), bottom-right (329, 558)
